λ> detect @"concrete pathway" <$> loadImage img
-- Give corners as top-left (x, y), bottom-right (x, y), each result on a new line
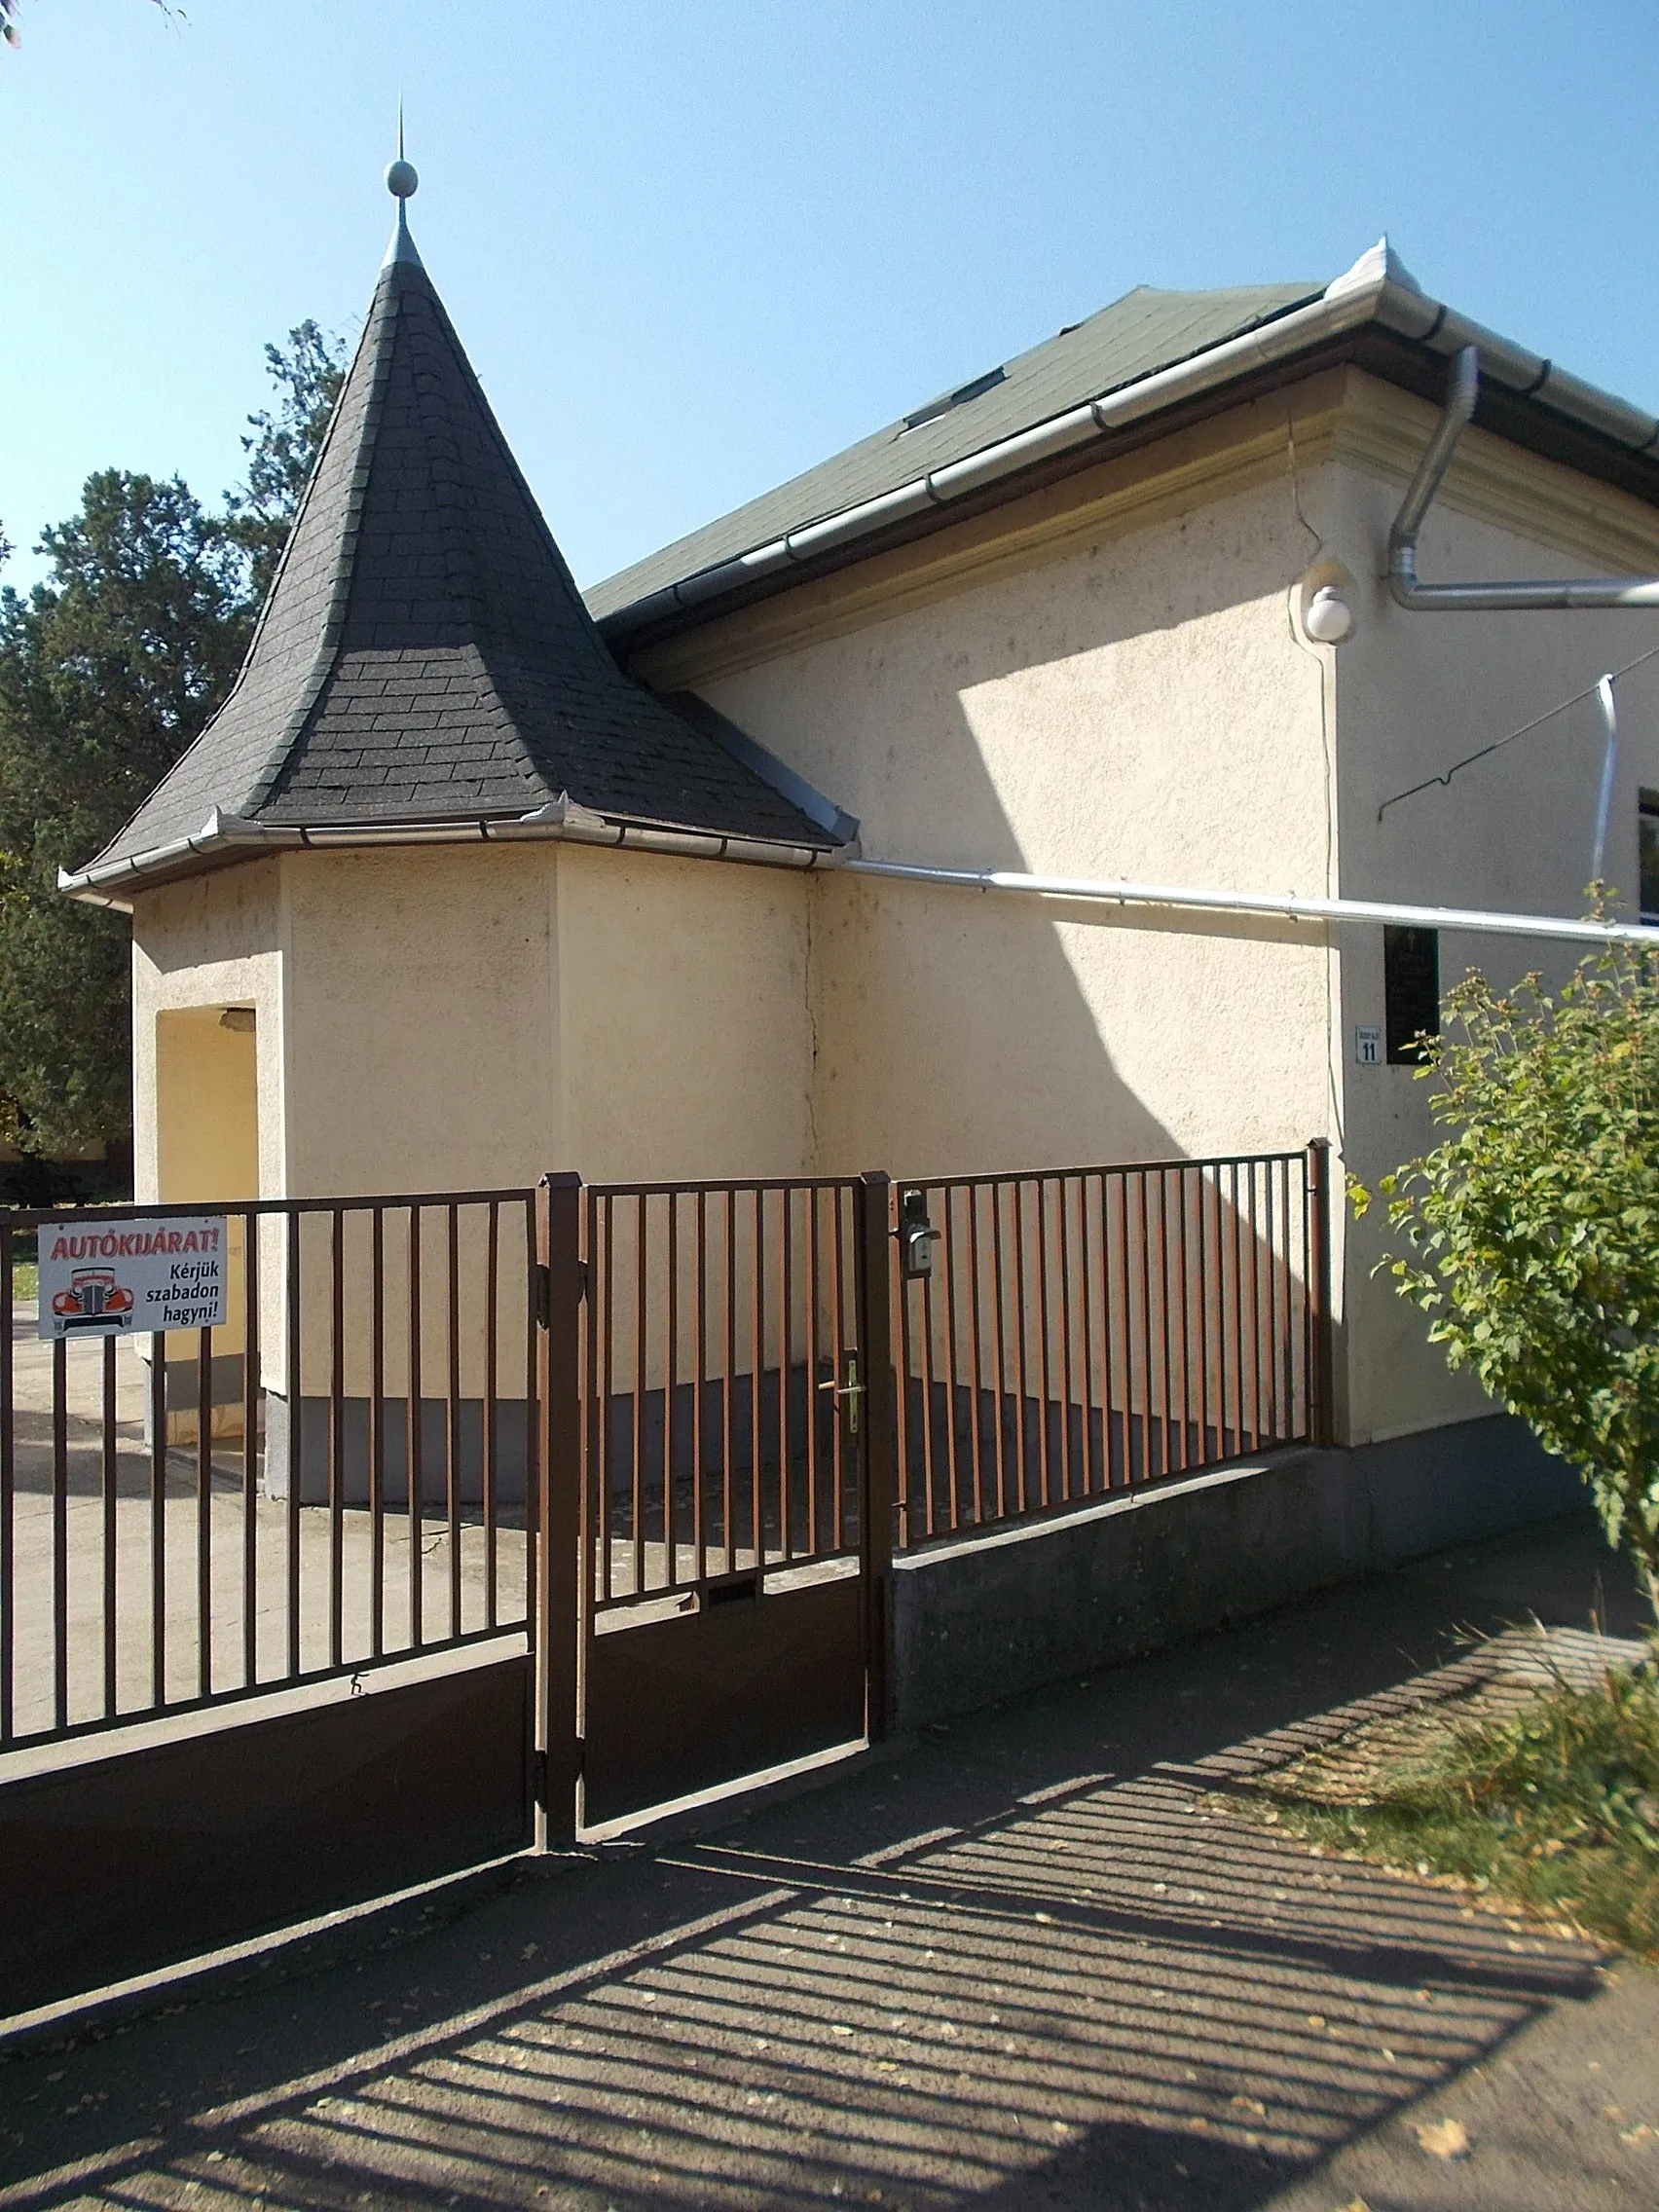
top-left (1, 1512), bottom-right (1656, 2209)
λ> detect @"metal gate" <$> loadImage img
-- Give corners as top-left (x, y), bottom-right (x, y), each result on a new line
top-left (0, 1189), bottom-right (545, 2014)
top-left (560, 1174), bottom-right (892, 1829)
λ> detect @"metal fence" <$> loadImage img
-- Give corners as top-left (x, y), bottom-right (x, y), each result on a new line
top-left (0, 1145), bottom-right (1331, 1762)
top-left (890, 1148), bottom-right (1330, 1547)
top-left (0, 1191), bottom-right (538, 1751)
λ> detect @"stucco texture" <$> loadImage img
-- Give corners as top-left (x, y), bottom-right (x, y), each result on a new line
top-left (1313, 406), bottom-right (1659, 1444)
top-left (697, 471), bottom-right (1337, 1180)
top-left (124, 365), bottom-right (1659, 1456)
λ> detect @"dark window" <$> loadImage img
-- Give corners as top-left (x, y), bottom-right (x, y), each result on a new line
top-left (902, 365), bottom-right (1007, 432)
top-left (1384, 926), bottom-right (1440, 1064)
top-left (1641, 792), bottom-right (1659, 922)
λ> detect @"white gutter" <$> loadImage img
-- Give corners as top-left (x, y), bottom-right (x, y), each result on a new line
top-left (58, 800), bottom-right (835, 911)
top-left (65, 799), bottom-right (1659, 948)
top-left (844, 856), bottom-right (1659, 947)
top-left (598, 239), bottom-right (1659, 644)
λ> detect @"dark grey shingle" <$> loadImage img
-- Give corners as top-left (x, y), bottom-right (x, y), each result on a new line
top-left (87, 233), bottom-right (832, 878)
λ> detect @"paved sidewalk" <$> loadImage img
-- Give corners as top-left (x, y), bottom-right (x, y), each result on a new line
top-left (2, 1511), bottom-right (1656, 2210)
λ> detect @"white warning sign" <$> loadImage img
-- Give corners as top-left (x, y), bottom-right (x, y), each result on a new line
top-left (37, 1216), bottom-right (229, 1340)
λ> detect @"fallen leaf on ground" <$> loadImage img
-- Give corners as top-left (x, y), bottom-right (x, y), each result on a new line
top-left (1415, 2117), bottom-right (1470, 2159)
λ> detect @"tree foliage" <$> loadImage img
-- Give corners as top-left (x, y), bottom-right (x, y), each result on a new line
top-left (1353, 946), bottom-right (1659, 1619)
top-left (0, 322), bottom-right (348, 1157)
top-left (224, 320), bottom-right (346, 602)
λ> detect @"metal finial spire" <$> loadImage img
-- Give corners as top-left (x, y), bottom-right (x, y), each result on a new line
top-left (382, 102), bottom-right (421, 268)
top-left (386, 100), bottom-right (418, 219)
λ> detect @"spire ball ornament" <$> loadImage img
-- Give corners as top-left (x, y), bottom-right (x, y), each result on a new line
top-left (386, 156), bottom-right (419, 200)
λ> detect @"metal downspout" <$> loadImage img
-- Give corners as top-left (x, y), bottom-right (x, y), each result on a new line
top-left (1388, 348), bottom-right (1659, 610)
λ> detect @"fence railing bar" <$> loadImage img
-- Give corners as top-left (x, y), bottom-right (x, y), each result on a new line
top-left (1172, 1168), bottom-right (1193, 1474)
top-left (666, 1190), bottom-right (680, 1590)
top-left (603, 1195), bottom-right (616, 1604)
top-left (483, 1199), bottom-right (498, 1635)
top-left (242, 1211), bottom-right (260, 1690)
top-left (1011, 1180), bottom-right (1031, 1515)
top-left (101, 1335), bottom-right (118, 1719)
top-left (750, 1188), bottom-right (764, 1577)
top-left (941, 1185), bottom-right (963, 1533)
top-left (965, 1186), bottom-right (986, 1526)
top-left (0, 1189), bottom-right (539, 1234)
top-left (407, 1203), bottom-right (424, 1651)
top-left (1254, 1161), bottom-right (1268, 1442)
top-left (369, 1207), bottom-right (386, 1661)
top-left (197, 1325), bottom-right (213, 1699)
top-left (329, 1208), bottom-right (346, 1674)
top-left (52, 1337), bottom-right (68, 1730)
top-left (894, 1193), bottom-right (912, 1541)
top-left (1076, 1176), bottom-right (1096, 1497)
top-left (151, 1327), bottom-right (167, 1708)
top-left (1196, 1169), bottom-right (1213, 1464)
top-left (519, 1195), bottom-right (537, 1643)
top-left (987, 1182), bottom-right (1010, 1522)
top-left (693, 1189), bottom-right (708, 1587)
top-left (805, 1185), bottom-right (821, 1557)
top-left (285, 1213), bottom-right (302, 1678)
top-left (632, 1196), bottom-right (647, 1600)
top-left (1060, 1177), bottom-right (1081, 1501)
top-left (832, 1186), bottom-right (849, 1552)
top-left (917, 1247), bottom-right (939, 1540)
top-left (779, 1186), bottom-right (793, 1565)
top-left (0, 1222), bottom-right (12, 1744)
top-left (1266, 1160), bottom-right (1282, 1442)
top-left (1158, 1169), bottom-right (1177, 1482)
top-left (722, 1188), bottom-right (736, 1578)
top-left (443, 1203), bottom-right (461, 1641)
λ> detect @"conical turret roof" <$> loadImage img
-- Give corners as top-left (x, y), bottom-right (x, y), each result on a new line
top-left (81, 218), bottom-right (837, 883)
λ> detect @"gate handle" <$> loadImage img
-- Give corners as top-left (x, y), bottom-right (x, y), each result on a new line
top-left (818, 1357), bottom-right (864, 1432)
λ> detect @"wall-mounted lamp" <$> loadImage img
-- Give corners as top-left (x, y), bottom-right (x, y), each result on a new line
top-left (1304, 585), bottom-right (1354, 644)
top-left (898, 1188), bottom-right (941, 1280)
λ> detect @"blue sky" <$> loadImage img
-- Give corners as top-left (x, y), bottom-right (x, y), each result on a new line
top-left (3, 1), bottom-right (1656, 596)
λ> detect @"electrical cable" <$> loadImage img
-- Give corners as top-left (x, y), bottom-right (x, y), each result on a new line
top-left (1377, 642), bottom-right (1659, 822)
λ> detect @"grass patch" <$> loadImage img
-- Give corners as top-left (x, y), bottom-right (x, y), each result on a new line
top-left (13, 1259), bottom-right (37, 1303)
top-left (1238, 1644), bottom-right (1659, 1959)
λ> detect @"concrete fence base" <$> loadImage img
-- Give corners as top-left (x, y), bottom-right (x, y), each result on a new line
top-left (890, 1413), bottom-right (1584, 1734)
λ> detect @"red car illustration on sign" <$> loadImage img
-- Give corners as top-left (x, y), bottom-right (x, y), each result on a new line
top-left (52, 1269), bottom-right (135, 1329)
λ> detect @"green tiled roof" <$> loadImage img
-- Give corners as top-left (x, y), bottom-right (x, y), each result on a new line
top-left (587, 279), bottom-right (1320, 620)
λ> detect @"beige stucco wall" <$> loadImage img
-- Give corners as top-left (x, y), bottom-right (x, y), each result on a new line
top-left (1309, 387), bottom-right (1659, 1444)
top-left (129, 834), bottom-right (816, 1394)
top-left (131, 859), bottom-right (285, 1208)
top-left (553, 839), bottom-right (813, 1184)
top-left (680, 464), bottom-right (1339, 1181)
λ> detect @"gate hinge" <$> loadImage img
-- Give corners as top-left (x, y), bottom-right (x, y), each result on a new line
top-left (535, 1259), bottom-right (588, 1329)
